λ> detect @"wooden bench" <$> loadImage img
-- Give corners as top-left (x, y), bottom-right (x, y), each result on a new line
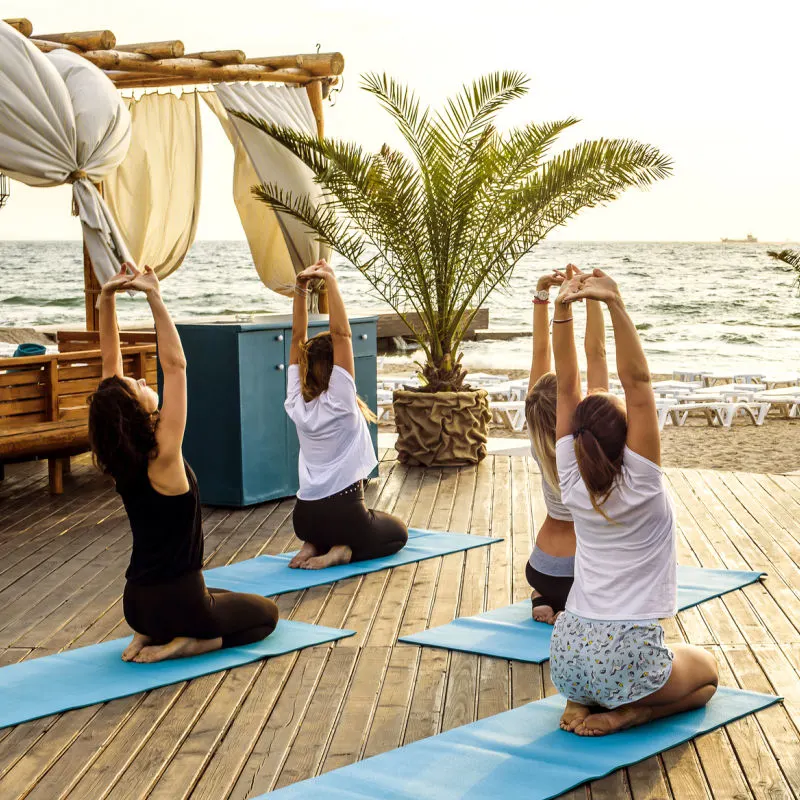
top-left (0, 332), bottom-right (157, 493)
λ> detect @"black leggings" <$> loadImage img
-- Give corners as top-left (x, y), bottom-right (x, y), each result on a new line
top-left (293, 481), bottom-right (408, 562)
top-left (525, 562), bottom-right (574, 614)
top-left (123, 570), bottom-right (279, 649)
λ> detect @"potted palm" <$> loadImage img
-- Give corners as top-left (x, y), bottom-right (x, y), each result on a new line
top-left (235, 72), bottom-right (672, 466)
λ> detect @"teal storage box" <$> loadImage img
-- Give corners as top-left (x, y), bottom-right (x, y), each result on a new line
top-left (176, 314), bottom-right (378, 507)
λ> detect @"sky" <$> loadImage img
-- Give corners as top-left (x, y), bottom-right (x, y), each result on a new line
top-left (1, 0), bottom-right (798, 242)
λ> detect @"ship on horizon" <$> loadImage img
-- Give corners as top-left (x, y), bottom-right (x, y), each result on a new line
top-left (721, 233), bottom-right (758, 243)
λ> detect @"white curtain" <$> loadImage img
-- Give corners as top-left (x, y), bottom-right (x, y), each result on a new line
top-left (104, 92), bottom-right (202, 280)
top-left (0, 21), bottom-right (133, 284)
top-left (205, 84), bottom-right (330, 297)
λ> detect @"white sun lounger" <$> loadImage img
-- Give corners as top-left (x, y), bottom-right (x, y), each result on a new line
top-left (668, 401), bottom-right (771, 428)
top-left (377, 389), bottom-right (395, 421)
top-left (490, 400), bottom-right (527, 432)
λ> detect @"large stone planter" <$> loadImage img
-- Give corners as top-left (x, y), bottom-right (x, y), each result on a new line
top-left (393, 389), bottom-right (491, 467)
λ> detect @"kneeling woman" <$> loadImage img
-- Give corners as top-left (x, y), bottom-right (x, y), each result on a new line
top-left (286, 260), bottom-right (408, 570)
top-left (549, 266), bottom-right (718, 736)
top-left (90, 265), bottom-right (279, 663)
top-left (525, 266), bottom-right (608, 623)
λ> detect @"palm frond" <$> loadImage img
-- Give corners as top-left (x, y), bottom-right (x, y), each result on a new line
top-left (768, 249), bottom-right (800, 294)
top-left (242, 73), bottom-right (672, 390)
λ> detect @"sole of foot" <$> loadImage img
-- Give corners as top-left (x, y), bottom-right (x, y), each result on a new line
top-left (574, 706), bottom-right (653, 736)
top-left (289, 542), bottom-right (319, 569)
top-left (300, 545), bottom-right (353, 570)
top-left (132, 636), bottom-right (220, 664)
top-left (121, 633), bottom-right (152, 662)
top-left (560, 700), bottom-right (593, 732)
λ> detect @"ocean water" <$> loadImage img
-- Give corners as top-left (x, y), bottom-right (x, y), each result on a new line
top-left (1, 240), bottom-right (799, 375)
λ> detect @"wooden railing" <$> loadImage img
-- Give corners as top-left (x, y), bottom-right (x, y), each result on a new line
top-left (0, 332), bottom-right (158, 492)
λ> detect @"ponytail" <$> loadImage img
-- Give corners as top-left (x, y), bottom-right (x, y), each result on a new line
top-left (572, 393), bottom-right (627, 520)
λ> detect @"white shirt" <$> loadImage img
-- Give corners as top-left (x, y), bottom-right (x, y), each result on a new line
top-left (556, 436), bottom-right (677, 621)
top-left (285, 365), bottom-right (378, 501)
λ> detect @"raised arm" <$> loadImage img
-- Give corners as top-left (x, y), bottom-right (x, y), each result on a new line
top-left (528, 271), bottom-right (564, 392)
top-left (552, 265), bottom-right (583, 440)
top-left (289, 269), bottom-right (311, 366)
top-left (585, 300), bottom-right (609, 392)
top-left (563, 269), bottom-right (659, 464)
top-left (317, 261), bottom-right (354, 377)
top-left (98, 266), bottom-right (132, 379)
top-left (124, 266), bottom-right (189, 485)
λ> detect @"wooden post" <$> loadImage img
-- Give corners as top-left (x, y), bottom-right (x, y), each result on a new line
top-left (305, 80), bottom-right (329, 314)
top-left (83, 241), bottom-right (101, 331)
top-left (48, 458), bottom-right (64, 494)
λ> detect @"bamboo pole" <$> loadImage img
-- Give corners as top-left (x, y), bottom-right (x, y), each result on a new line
top-left (184, 49), bottom-right (246, 65)
top-left (83, 242), bottom-right (101, 332)
top-left (246, 52), bottom-right (344, 76)
top-left (30, 38), bottom-right (81, 53)
top-left (304, 80), bottom-right (329, 313)
top-left (36, 30), bottom-right (116, 50)
top-left (111, 68), bottom-right (312, 89)
top-left (3, 18), bottom-right (33, 36)
top-left (116, 40), bottom-right (185, 58)
top-left (305, 80), bottom-right (325, 140)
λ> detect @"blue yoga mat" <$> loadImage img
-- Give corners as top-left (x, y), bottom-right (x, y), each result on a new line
top-left (0, 620), bottom-right (353, 730)
top-left (399, 566), bottom-right (765, 663)
top-left (203, 529), bottom-right (502, 596)
top-left (260, 687), bottom-right (779, 799)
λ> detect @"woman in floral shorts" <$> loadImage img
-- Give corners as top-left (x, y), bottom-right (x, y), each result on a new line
top-left (548, 267), bottom-right (718, 736)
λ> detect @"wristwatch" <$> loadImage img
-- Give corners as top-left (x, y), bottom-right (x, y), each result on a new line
top-left (534, 290), bottom-right (550, 303)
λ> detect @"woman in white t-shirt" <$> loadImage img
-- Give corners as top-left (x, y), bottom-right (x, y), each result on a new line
top-left (525, 266), bottom-right (609, 624)
top-left (549, 266), bottom-right (718, 736)
top-left (285, 260), bottom-right (408, 570)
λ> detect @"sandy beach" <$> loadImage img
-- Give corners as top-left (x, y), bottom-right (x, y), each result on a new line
top-left (3, 326), bottom-right (798, 474)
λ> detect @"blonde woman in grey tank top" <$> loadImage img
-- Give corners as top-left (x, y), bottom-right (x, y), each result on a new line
top-left (524, 266), bottom-right (609, 624)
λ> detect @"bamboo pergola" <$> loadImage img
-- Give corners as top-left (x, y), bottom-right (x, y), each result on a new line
top-left (4, 17), bottom-right (344, 328)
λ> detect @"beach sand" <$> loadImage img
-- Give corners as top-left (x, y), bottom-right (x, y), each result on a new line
top-left (379, 368), bottom-right (800, 474)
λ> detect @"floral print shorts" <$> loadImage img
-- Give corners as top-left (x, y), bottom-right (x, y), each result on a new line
top-left (550, 611), bottom-right (674, 709)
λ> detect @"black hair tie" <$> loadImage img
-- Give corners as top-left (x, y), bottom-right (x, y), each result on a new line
top-left (573, 426), bottom-right (586, 439)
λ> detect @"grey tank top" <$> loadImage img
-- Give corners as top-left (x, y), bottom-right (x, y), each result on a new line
top-left (528, 433), bottom-right (573, 522)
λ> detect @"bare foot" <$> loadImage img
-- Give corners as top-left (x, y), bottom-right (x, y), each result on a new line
top-left (122, 632), bottom-right (152, 662)
top-left (532, 604), bottom-right (556, 624)
top-left (574, 705), bottom-right (653, 736)
top-left (289, 542), bottom-right (319, 569)
top-left (560, 700), bottom-right (593, 731)
top-left (300, 544), bottom-right (353, 570)
top-left (132, 636), bottom-right (222, 663)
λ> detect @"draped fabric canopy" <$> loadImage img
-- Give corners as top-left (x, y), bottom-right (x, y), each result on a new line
top-left (104, 92), bottom-right (202, 280)
top-left (206, 84), bottom-right (330, 296)
top-left (0, 21), bottom-right (133, 284)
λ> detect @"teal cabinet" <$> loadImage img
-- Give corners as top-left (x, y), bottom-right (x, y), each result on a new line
top-left (176, 314), bottom-right (378, 507)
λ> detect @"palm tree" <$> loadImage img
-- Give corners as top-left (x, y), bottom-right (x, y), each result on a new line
top-left (768, 249), bottom-right (800, 292)
top-left (235, 72), bottom-right (673, 391)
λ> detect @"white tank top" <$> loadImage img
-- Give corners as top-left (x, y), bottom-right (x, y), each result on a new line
top-left (528, 432), bottom-right (573, 522)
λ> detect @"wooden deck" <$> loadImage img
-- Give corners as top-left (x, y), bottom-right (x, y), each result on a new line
top-left (0, 452), bottom-right (798, 799)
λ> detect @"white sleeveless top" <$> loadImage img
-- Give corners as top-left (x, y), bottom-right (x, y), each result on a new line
top-left (528, 431), bottom-right (573, 522)
top-left (285, 365), bottom-right (377, 501)
top-left (556, 436), bottom-right (677, 621)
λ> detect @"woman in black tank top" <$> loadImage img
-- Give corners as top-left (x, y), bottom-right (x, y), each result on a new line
top-left (89, 264), bottom-right (278, 664)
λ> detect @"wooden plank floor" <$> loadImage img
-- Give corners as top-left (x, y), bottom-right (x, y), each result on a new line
top-left (0, 452), bottom-right (798, 799)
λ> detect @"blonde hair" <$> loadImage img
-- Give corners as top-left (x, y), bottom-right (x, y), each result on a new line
top-left (298, 332), bottom-right (377, 423)
top-left (525, 372), bottom-right (560, 498)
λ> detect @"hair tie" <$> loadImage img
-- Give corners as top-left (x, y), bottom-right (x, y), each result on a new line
top-left (573, 426), bottom-right (585, 439)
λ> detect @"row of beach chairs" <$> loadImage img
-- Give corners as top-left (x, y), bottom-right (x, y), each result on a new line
top-left (376, 371), bottom-right (800, 432)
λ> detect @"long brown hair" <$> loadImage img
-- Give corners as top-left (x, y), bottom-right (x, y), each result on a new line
top-left (88, 375), bottom-right (159, 485)
top-left (525, 372), bottom-right (560, 495)
top-left (572, 392), bottom-right (627, 519)
top-left (298, 332), bottom-right (377, 423)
